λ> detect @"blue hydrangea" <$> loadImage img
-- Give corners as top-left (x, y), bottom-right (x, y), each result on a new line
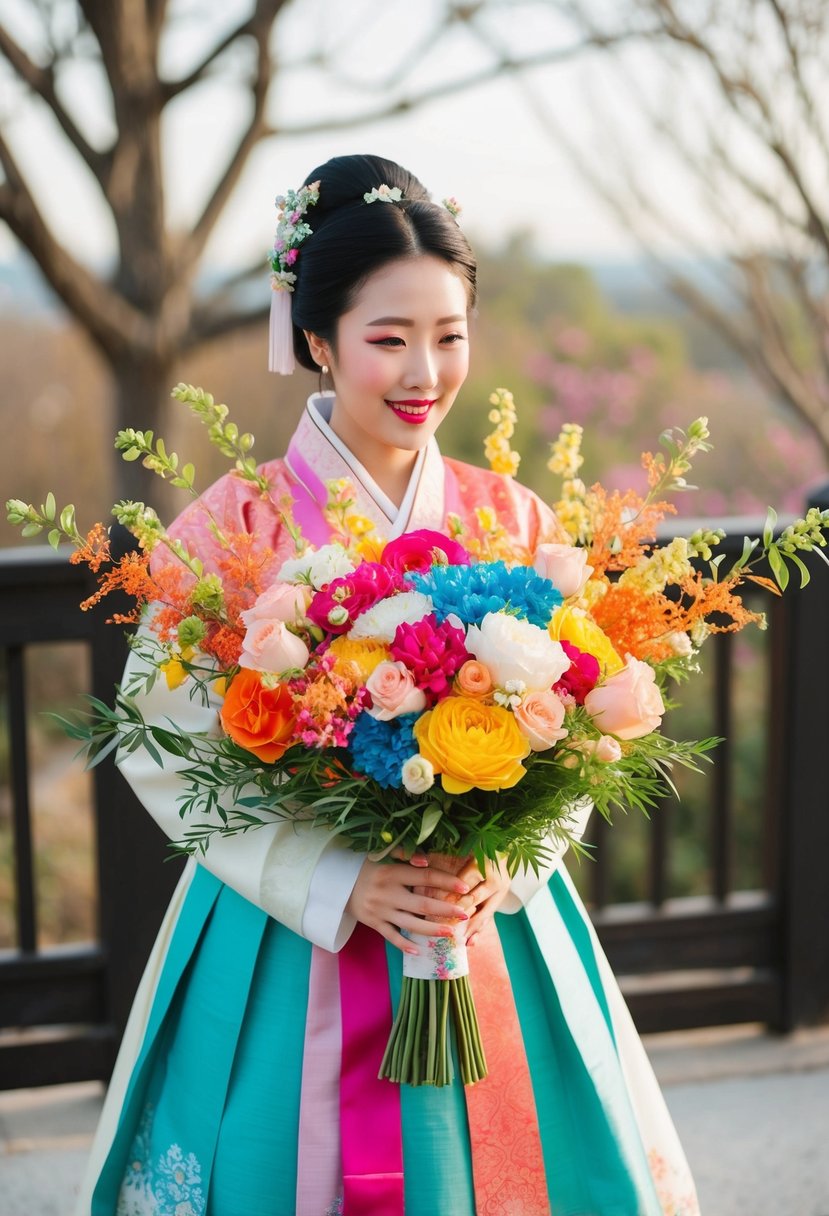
top-left (349, 713), bottom-right (419, 789)
top-left (408, 561), bottom-right (561, 629)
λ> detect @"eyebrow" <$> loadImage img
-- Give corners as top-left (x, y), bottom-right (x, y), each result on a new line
top-left (366, 315), bottom-right (467, 327)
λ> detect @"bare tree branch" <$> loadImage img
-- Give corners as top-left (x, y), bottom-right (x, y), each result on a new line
top-left (184, 299), bottom-right (270, 350)
top-left (765, 0), bottom-right (829, 168)
top-left (160, 12), bottom-right (257, 102)
top-left (0, 22), bottom-right (111, 184)
top-left (269, 30), bottom-right (661, 137)
top-left (515, 0), bottom-right (829, 457)
top-left (179, 2), bottom-right (286, 280)
top-left (0, 128), bottom-right (151, 356)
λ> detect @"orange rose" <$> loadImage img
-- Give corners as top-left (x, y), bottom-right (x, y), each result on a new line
top-left (454, 660), bottom-right (494, 699)
top-left (220, 667), bottom-right (297, 763)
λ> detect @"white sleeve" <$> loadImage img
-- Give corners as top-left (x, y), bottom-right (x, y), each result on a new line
top-left (116, 630), bottom-right (362, 951)
top-left (499, 798), bottom-right (593, 914)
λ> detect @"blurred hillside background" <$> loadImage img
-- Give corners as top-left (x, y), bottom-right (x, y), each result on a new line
top-left (1, 0), bottom-right (828, 949)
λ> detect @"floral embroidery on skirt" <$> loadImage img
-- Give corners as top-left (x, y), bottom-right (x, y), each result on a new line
top-left (116, 1104), bottom-right (206, 1216)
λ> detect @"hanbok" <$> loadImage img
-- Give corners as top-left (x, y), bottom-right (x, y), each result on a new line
top-left (76, 394), bottom-right (700, 1216)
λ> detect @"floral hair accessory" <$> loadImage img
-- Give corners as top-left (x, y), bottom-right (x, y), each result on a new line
top-left (267, 179), bottom-right (321, 375)
top-left (269, 180), bottom-right (321, 290)
top-left (363, 184), bottom-right (403, 204)
top-left (442, 196), bottom-right (462, 219)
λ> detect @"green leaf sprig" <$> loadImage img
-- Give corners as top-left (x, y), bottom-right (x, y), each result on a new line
top-left (171, 383), bottom-right (269, 493)
top-left (6, 494), bottom-right (84, 551)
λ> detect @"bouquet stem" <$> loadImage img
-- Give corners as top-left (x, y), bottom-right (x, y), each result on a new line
top-left (378, 921), bottom-right (487, 1087)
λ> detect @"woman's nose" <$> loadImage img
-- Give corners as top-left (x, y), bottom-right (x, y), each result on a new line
top-left (402, 345), bottom-right (438, 391)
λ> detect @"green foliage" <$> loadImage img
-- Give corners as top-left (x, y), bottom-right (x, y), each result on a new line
top-left (56, 665), bottom-right (719, 886)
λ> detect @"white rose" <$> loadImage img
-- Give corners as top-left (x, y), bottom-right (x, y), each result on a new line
top-left (465, 612), bottom-right (571, 692)
top-left (401, 755), bottom-right (435, 795)
top-left (348, 591), bottom-right (433, 642)
top-left (278, 544), bottom-right (356, 590)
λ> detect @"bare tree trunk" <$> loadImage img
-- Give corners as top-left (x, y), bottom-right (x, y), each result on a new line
top-left (109, 353), bottom-right (175, 505)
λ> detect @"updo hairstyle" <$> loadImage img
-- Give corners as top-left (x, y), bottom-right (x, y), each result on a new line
top-left (290, 153), bottom-right (477, 372)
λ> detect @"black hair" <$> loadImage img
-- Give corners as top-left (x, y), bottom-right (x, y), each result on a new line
top-left (288, 154), bottom-right (477, 372)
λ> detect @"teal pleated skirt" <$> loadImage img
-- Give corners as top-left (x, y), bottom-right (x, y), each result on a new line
top-left (90, 865), bottom-right (696, 1216)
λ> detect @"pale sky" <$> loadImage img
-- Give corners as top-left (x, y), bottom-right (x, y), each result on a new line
top-left (0, 0), bottom-right (770, 272)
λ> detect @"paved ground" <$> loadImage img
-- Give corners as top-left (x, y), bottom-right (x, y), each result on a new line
top-left (2, 1023), bottom-right (829, 1214)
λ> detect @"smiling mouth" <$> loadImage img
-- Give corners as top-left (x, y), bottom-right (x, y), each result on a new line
top-left (384, 398), bottom-right (435, 423)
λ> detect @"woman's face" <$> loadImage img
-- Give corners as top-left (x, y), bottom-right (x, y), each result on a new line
top-left (309, 254), bottom-right (470, 482)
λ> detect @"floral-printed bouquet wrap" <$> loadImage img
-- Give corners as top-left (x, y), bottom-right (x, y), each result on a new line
top-left (7, 385), bottom-right (829, 1087)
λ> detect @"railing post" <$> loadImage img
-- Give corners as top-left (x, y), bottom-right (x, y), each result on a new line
top-left (778, 482), bottom-right (829, 1029)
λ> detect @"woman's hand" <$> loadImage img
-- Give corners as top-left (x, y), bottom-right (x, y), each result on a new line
top-left (456, 856), bottom-right (512, 946)
top-left (410, 853), bottom-right (513, 946)
top-left (346, 857), bottom-right (470, 954)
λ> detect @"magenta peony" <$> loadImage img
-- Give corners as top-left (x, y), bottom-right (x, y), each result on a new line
top-left (553, 640), bottom-right (601, 705)
top-left (390, 613), bottom-right (470, 703)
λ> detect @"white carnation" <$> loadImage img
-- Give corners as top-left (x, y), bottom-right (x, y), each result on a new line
top-left (466, 611), bottom-right (570, 692)
top-left (278, 544), bottom-right (356, 590)
top-left (348, 591), bottom-right (434, 642)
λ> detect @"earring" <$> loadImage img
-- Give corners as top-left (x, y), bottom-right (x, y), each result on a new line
top-left (321, 364), bottom-right (329, 375)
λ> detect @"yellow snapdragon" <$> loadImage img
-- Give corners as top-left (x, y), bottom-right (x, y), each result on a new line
top-left (547, 423), bottom-right (584, 480)
top-left (483, 389), bottom-right (521, 477)
top-left (619, 537), bottom-right (692, 595)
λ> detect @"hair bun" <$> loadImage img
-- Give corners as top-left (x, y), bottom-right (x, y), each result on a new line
top-left (302, 153), bottom-right (430, 218)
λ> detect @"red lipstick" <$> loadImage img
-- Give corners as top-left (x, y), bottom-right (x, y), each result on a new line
top-left (384, 399), bottom-right (436, 425)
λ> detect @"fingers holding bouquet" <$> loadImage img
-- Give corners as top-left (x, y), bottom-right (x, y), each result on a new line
top-left (407, 851), bottom-right (512, 946)
top-left (346, 856), bottom-right (471, 954)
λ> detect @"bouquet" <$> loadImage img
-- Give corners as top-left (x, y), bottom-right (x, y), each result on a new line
top-left (7, 384), bottom-right (828, 1087)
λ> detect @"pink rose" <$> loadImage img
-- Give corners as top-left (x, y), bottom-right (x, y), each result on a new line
top-left (382, 529), bottom-right (470, 576)
top-left (513, 690), bottom-right (569, 752)
top-left (240, 582), bottom-right (309, 627)
top-left (240, 618), bottom-right (309, 674)
top-left (365, 661), bottom-right (427, 720)
top-left (583, 656), bottom-right (665, 740)
top-left (533, 543), bottom-right (593, 599)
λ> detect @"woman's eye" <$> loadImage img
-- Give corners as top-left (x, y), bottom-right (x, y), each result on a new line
top-left (369, 337), bottom-right (405, 347)
top-left (441, 333), bottom-right (466, 345)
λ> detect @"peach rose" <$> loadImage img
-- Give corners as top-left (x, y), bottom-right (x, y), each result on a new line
top-left (240, 582), bottom-right (309, 626)
top-left (220, 668), bottom-right (297, 762)
top-left (513, 690), bottom-right (569, 752)
top-left (583, 656), bottom-right (665, 740)
top-left (366, 660), bottom-right (427, 721)
top-left (578, 734), bottom-right (623, 763)
top-left (455, 660), bottom-right (494, 699)
top-left (533, 543), bottom-right (594, 599)
top-left (240, 618), bottom-right (309, 674)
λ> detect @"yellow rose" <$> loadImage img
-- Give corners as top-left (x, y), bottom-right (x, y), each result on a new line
top-left (327, 636), bottom-right (390, 682)
top-left (414, 697), bottom-right (531, 795)
top-left (548, 606), bottom-right (625, 676)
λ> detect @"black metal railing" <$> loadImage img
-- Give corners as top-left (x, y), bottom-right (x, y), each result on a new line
top-left (0, 549), bottom-right (182, 1088)
top-left (1, 494), bottom-right (828, 1088)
